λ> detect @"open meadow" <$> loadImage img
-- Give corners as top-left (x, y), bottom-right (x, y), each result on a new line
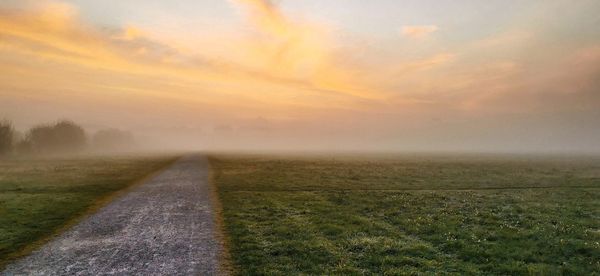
top-left (0, 155), bottom-right (176, 268)
top-left (2, 0), bottom-right (600, 274)
top-left (211, 154), bottom-right (600, 275)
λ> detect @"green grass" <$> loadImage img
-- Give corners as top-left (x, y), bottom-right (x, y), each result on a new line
top-left (0, 155), bottom-right (176, 267)
top-left (211, 154), bottom-right (600, 275)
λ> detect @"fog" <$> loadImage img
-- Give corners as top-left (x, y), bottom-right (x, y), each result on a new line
top-left (4, 113), bottom-right (599, 155)
top-left (1, 0), bottom-right (600, 154)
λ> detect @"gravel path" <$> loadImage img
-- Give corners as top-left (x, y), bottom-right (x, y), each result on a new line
top-left (3, 155), bottom-right (225, 276)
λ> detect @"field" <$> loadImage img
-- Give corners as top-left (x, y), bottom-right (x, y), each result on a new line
top-left (211, 154), bottom-right (600, 275)
top-left (0, 155), bottom-right (176, 267)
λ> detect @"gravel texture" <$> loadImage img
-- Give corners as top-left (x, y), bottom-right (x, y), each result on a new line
top-left (3, 155), bottom-right (224, 276)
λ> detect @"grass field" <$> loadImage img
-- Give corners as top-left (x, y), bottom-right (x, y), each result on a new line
top-left (0, 155), bottom-right (176, 267)
top-left (211, 154), bottom-right (600, 275)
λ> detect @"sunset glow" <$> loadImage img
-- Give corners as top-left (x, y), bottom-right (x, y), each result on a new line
top-left (1, 0), bottom-right (599, 151)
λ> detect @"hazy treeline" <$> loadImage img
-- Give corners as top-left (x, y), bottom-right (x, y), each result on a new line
top-left (0, 119), bottom-right (135, 157)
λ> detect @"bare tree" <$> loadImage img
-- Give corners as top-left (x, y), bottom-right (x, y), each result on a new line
top-left (0, 119), bottom-right (14, 156)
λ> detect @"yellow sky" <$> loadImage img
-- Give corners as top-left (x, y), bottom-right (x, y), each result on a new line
top-left (1, 0), bottom-right (599, 152)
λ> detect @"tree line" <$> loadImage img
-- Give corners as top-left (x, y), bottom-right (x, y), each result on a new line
top-left (0, 119), bottom-right (135, 157)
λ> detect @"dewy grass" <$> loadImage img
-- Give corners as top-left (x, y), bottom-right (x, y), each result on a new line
top-left (0, 155), bottom-right (177, 268)
top-left (211, 154), bottom-right (600, 275)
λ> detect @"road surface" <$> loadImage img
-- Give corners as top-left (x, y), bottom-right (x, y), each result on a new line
top-left (3, 155), bottom-right (225, 275)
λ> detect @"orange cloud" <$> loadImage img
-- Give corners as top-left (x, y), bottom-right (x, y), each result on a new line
top-left (401, 25), bottom-right (438, 39)
top-left (4, 0), bottom-right (599, 152)
top-left (230, 0), bottom-right (384, 100)
top-left (0, 0), bottom-right (393, 128)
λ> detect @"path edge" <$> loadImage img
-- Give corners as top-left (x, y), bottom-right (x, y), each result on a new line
top-left (207, 155), bottom-right (235, 276)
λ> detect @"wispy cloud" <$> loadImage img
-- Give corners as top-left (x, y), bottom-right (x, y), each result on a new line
top-left (0, 0), bottom-right (387, 121)
top-left (401, 25), bottom-right (438, 39)
top-left (229, 0), bottom-right (384, 99)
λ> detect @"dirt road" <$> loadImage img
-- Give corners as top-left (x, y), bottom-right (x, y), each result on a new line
top-left (3, 155), bottom-right (225, 275)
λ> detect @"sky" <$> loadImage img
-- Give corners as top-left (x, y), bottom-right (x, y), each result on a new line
top-left (1, 0), bottom-right (599, 152)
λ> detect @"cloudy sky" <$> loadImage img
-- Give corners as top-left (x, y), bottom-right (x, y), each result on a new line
top-left (1, 0), bottom-right (599, 152)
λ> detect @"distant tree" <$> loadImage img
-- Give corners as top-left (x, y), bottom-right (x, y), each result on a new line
top-left (12, 130), bottom-right (23, 143)
top-left (0, 119), bottom-right (15, 156)
top-left (16, 139), bottom-right (33, 155)
top-left (28, 120), bottom-right (87, 154)
top-left (53, 121), bottom-right (86, 152)
top-left (28, 124), bottom-right (55, 154)
top-left (92, 129), bottom-right (135, 152)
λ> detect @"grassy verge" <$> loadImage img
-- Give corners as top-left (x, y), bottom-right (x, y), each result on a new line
top-left (211, 154), bottom-right (600, 275)
top-left (0, 155), bottom-right (177, 268)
